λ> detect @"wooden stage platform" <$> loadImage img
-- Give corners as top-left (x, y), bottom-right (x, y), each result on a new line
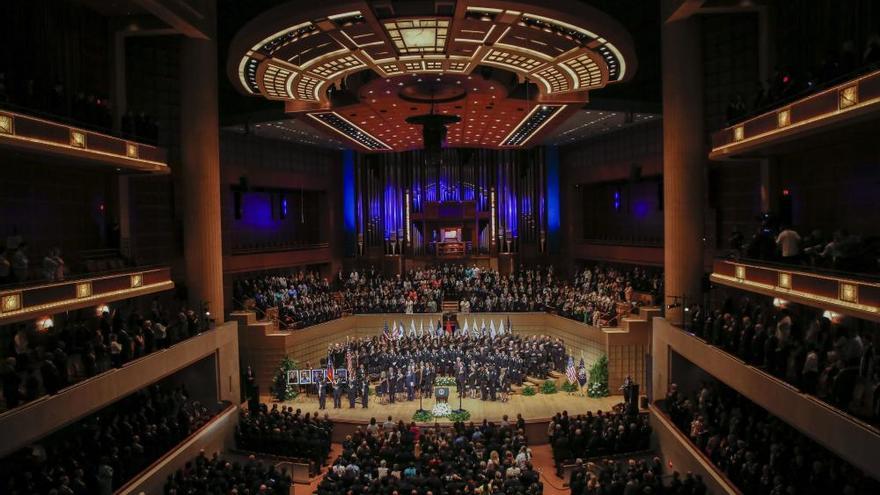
top-left (275, 392), bottom-right (623, 444)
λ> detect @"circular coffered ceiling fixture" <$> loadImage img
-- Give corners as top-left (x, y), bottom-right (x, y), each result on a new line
top-left (227, 0), bottom-right (637, 151)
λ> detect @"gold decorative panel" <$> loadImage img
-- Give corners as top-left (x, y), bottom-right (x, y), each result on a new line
top-left (733, 125), bottom-right (744, 142)
top-left (70, 130), bottom-right (86, 148)
top-left (839, 283), bottom-right (858, 303)
top-left (0, 114), bottom-right (13, 135)
top-left (777, 272), bottom-right (792, 289)
top-left (76, 282), bottom-right (92, 298)
top-left (125, 143), bottom-right (139, 158)
top-left (734, 265), bottom-right (746, 280)
top-left (839, 85), bottom-right (858, 109)
top-left (131, 274), bottom-right (144, 288)
top-left (777, 108), bottom-right (791, 127)
top-left (1, 293), bottom-right (22, 313)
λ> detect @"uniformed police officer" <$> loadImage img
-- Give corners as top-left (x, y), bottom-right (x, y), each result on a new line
top-left (332, 377), bottom-right (342, 408)
top-left (317, 377), bottom-right (327, 410)
top-left (348, 379), bottom-right (357, 408)
top-left (361, 378), bottom-right (369, 408)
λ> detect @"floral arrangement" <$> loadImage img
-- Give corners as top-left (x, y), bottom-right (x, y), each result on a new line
top-left (587, 355), bottom-right (610, 398)
top-left (412, 410), bottom-right (434, 422)
top-left (431, 402), bottom-right (452, 417)
top-left (541, 380), bottom-right (558, 394)
top-left (434, 376), bottom-right (457, 387)
top-left (561, 381), bottom-right (580, 393)
top-left (271, 356), bottom-right (299, 402)
top-left (522, 385), bottom-right (536, 396)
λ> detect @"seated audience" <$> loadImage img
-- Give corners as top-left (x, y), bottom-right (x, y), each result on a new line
top-left (234, 264), bottom-right (662, 330)
top-left (163, 451), bottom-right (292, 495)
top-left (236, 404), bottom-right (333, 472)
top-left (567, 456), bottom-right (707, 495)
top-left (316, 418), bottom-right (542, 495)
top-left (687, 295), bottom-right (880, 423)
top-left (548, 407), bottom-right (652, 466)
top-left (664, 380), bottom-right (880, 495)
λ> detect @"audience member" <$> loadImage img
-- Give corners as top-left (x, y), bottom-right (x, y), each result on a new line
top-left (664, 380), bottom-right (879, 495)
top-left (236, 404), bottom-right (333, 473)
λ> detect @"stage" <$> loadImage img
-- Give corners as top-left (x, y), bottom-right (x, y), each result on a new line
top-left (271, 392), bottom-right (624, 444)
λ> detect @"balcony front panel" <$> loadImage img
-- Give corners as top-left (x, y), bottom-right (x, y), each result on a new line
top-left (711, 259), bottom-right (880, 322)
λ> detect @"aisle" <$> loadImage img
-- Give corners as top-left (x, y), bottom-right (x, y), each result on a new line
top-left (530, 444), bottom-right (570, 495)
top-left (295, 443), bottom-right (342, 495)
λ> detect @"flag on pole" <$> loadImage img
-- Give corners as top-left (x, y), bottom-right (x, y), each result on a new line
top-left (346, 349), bottom-right (354, 376)
top-left (489, 319), bottom-right (496, 338)
top-left (383, 321), bottom-right (391, 340)
top-left (419, 319), bottom-right (424, 338)
top-left (481, 319), bottom-right (487, 337)
top-left (409, 319), bottom-right (416, 337)
top-left (577, 358), bottom-right (588, 387)
top-left (462, 319), bottom-right (469, 336)
top-left (391, 321), bottom-right (398, 339)
top-left (498, 318), bottom-right (505, 336)
top-left (507, 315), bottom-right (512, 334)
top-left (327, 350), bottom-right (335, 382)
top-left (436, 320), bottom-right (443, 337)
top-left (566, 356), bottom-right (577, 384)
top-left (398, 321), bottom-right (405, 339)
top-left (472, 318), bottom-right (478, 338)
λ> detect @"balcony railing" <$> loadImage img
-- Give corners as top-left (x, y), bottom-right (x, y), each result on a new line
top-left (0, 266), bottom-right (174, 325)
top-left (710, 258), bottom-right (880, 322)
top-left (0, 108), bottom-right (168, 173)
top-left (710, 68), bottom-right (880, 160)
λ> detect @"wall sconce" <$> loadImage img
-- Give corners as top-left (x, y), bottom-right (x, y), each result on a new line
top-left (734, 265), bottom-right (746, 280)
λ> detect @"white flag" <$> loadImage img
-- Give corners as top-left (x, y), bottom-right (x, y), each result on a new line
top-left (499, 319), bottom-right (505, 335)
top-left (409, 319), bottom-right (416, 337)
top-left (490, 319), bottom-right (497, 338)
top-left (462, 319), bottom-right (469, 335)
top-left (419, 319), bottom-right (424, 338)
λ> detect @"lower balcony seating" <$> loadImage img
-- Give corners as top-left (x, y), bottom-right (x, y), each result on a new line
top-left (1, 304), bottom-right (209, 414)
top-left (0, 382), bottom-right (228, 495)
top-left (661, 379), bottom-right (880, 495)
top-left (687, 294), bottom-right (880, 425)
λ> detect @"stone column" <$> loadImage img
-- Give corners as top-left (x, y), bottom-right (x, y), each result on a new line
top-left (179, 4), bottom-right (224, 322)
top-left (662, 16), bottom-right (705, 325)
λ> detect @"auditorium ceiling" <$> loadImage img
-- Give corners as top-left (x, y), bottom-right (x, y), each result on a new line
top-left (227, 0), bottom-right (637, 152)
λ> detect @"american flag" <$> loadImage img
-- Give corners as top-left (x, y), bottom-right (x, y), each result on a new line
top-left (327, 350), bottom-right (335, 382)
top-left (346, 349), bottom-right (354, 376)
top-left (382, 321), bottom-right (391, 341)
top-left (566, 356), bottom-right (577, 384)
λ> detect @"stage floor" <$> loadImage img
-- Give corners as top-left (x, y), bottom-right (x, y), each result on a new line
top-left (275, 392), bottom-right (623, 424)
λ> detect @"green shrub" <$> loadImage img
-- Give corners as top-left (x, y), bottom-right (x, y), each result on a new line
top-left (541, 380), bottom-right (558, 394)
top-left (412, 410), bottom-right (433, 422)
top-left (522, 385), bottom-right (536, 396)
top-left (448, 410), bottom-right (471, 422)
top-left (271, 356), bottom-right (299, 402)
top-left (561, 381), bottom-right (579, 393)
